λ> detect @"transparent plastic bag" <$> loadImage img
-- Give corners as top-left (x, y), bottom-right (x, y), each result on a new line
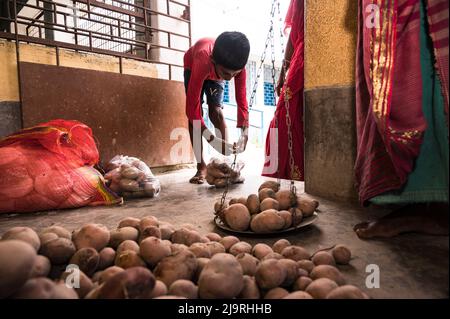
top-left (205, 157), bottom-right (245, 188)
top-left (104, 155), bottom-right (161, 198)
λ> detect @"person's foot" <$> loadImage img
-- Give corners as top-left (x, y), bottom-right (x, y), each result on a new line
top-left (354, 203), bottom-right (449, 239)
top-left (189, 167), bottom-right (207, 184)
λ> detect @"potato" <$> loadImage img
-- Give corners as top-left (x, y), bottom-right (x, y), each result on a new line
top-left (140, 237), bottom-right (171, 268)
top-left (326, 285), bottom-right (369, 299)
top-left (205, 233), bottom-right (222, 242)
top-left (154, 295), bottom-right (187, 299)
top-left (198, 253), bottom-right (244, 299)
top-left (97, 267), bottom-right (155, 299)
top-left (2, 227), bottom-right (40, 251)
top-left (264, 287), bottom-right (289, 299)
top-left (298, 268), bottom-right (309, 278)
top-left (189, 243), bottom-right (211, 258)
top-left (228, 198), bottom-right (239, 205)
top-left (41, 226), bottom-right (71, 240)
top-left (73, 224), bottom-right (110, 251)
top-left (171, 228), bottom-right (203, 246)
top-left (139, 226), bottom-right (162, 242)
top-left (261, 252), bottom-right (284, 261)
top-left (0, 240), bottom-right (37, 298)
top-left (236, 253), bottom-right (259, 276)
top-left (283, 291), bottom-right (313, 299)
top-left (229, 241), bottom-right (252, 256)
top-left (260, 198), bottom-right (279, 211)
top-left (289, 207), bottom-right (303, 226)
top-left (214, 178), bottom-right (228, 188)
top-left (258, 188), bottom-right (276, 201)
top-left (255, 259), bottom-right (287, 290)
top-left (117, 217), bottom-right (140, 229)
top-left (258, 181), bottom-right (280, 193)
top-left (281, 246), bottom-right (310, 261)
top-left (99, 266), bottom-right (124, 284)
top-left (237, 197), bottom-right (247, 205)
top-left (250, 210), bottom-right (285, 233)
top-left (69, 247), bottom-right (100, 276)
top-left (160, 224), bottom-right (175, 240)
top-left (312, 251), bottom-right (336, 266)
top-left (154, 250), bottom-right (198, 287)
top-left (91, 271), bottom-right (102, 283)
top-left (149, 280), bottom-right (168, 298)
top-left (139, 216), bottom-right (159, 232)
top-left (169, 279), bottom-right (198, 299)
top-left (29, 255), bottom-right (51, 278)
top-left (48, 264), bottom-right (67, 280)
top-left (61, 269), bottom-right (94, 298)
top-left (275, 190), bottom-right (297, 210)
top-left (246, 194), bottom-right (260, 214)
top-left (121, 166), bottom-right (140, 179)
top-left (115, 250), bottom-right (146, 269)
top-left (84, 285), bottom-right (102, 299)
top-left (332, 245), bottom-right (352, 265)
top-left (223, 204), bottom-right (251, 231)
top-left (40, 237), bottom-right (76, 264)
top-left (310, 265), bottom-right (346, 286)
top-left (97, 247), bottom-right (116, 270)
top-left (252, 243), bottom-right (273, 260)
top-left (272, 239), bottom-right (291, 254)
top-left (214, 201), bottom-right (228, 213)
top-left (109, 227), bottom-right (139, 248)
top-left (39, 232), bottom-right (59, 245)
top-left (206, 241), bottom-right (226, 256)
top-left (117, 240), bottom-right (140, 255)
top-left (296, 196), bottom-right (319, 217)
top-left (278, 259), bottom-right (299, 287)
top-left (171, 243), bottom-right (189, 254)
top-left (278, 210), bottom-right (293, 228)
top-left (293, 276), bottom-right (313, 291)
top-left (306, 278), bottom-right (339, 299)
top-left (179, 223), bottom-right (196, 231)
top-left (297, 259), bottom-right (315, 273)
top-left (237, 275), bottom-right (260, 299)
top-left (193, 258), bottom-right (210, 283)
top-left (219, 236), bottom-right (240, 252)
top-left (12, 277), bottom-right (78, 299)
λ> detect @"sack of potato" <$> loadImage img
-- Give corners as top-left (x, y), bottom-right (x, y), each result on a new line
top-left (0, 219), bottom-right (368, 299)
top-left (214, 180), bottom-right (319, 233)
top-left (104, 155), bottom-right (161, 199)
top-left (206, 157), bottom-right (245, 188)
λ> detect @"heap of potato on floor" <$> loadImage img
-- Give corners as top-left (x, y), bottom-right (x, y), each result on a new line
top-left (0, 216), bottom-right (369, 299)
top-left (215, 181), bottom-right (319, 233)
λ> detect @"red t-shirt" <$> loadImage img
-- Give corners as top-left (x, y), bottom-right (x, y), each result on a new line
top-left (184, 38), bottom-right (249, 128)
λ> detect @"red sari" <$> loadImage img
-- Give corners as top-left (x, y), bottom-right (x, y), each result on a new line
top-left (262, 0), bottom-right (305, 181)
top-left (355, 0), bottom-right (449, 204)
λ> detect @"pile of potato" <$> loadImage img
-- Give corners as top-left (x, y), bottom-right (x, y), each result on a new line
top-left (0, 217), bottom-right (369, 299)
top-left (206, 157), bottom-right (245, 188)
top-left (104, 155), bottom-right (161, 199)
top-left (214, 181), bottom-right (319, 233)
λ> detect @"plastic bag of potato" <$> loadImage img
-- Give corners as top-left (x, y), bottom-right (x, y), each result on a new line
top-left (206, 157), bottom-right (245, 188)
top-left (104, 155), bottom-right (161, 199)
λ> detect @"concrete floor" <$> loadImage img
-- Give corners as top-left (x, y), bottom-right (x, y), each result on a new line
top-left (0, 169), bottom-right (448, 299)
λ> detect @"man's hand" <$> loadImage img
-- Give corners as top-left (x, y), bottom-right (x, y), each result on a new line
top-left (209, 136), bottom-right (235, 156)
top-left (238, 127), bottom-right (249, 152)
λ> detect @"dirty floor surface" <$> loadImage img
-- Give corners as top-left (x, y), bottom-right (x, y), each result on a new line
top-left (0, 169), bottom-right (448, 299)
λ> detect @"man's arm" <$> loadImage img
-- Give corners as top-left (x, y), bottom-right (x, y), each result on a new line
top-left (187, 61), bottom-right (235, 155)
top-left (234, 69), bottom-right (249, 151)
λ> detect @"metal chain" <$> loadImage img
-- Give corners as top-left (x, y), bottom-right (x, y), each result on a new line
top-left (218, 149), bottom-right (238, 212)
top-left (276, 0), bottom-right (296, 196)
top-left (249, 0), bottom-right (277, 108)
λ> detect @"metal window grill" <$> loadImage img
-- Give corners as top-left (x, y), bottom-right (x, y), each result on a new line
top-left (0, 0), bottom-right (191, 79)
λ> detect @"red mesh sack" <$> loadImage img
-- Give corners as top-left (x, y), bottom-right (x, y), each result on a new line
top-left (0, 119), bottom-right (122, 213)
